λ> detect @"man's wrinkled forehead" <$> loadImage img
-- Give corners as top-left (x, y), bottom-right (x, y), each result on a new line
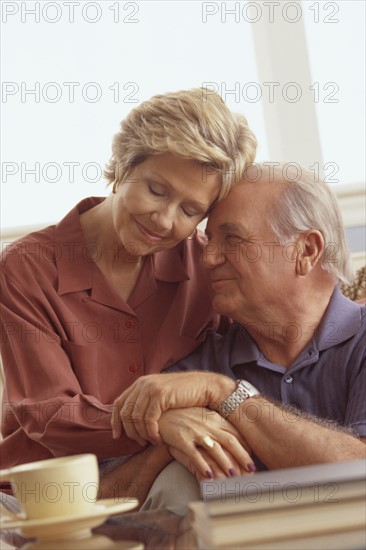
top-left (216, 178), bottom-right (283, 212)
top-left (206, 178), bottom-right (285, 234)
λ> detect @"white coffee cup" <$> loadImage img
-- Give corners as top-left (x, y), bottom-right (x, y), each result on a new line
top-left (0, 454), bottom-right (99, 520)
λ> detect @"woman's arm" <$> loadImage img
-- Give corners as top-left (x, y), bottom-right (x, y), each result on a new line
top-left (111, 372), bottom-right (366, 472)
top-left (158, 407), bottom-right (254, 479)
top-left (0, 267), bottom-right (142, 461)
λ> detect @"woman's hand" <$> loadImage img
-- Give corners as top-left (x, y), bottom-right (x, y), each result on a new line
top-left (170, 447), bottom-right (252, 482)
top-left (159, 407), bottom-right (255, 480)
top-left (111, 372), bottom-right (235, 445)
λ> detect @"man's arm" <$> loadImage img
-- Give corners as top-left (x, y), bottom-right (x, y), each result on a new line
top-left (224, 394), bottom-right (366, 470)
top-left (111, 372), bottom-right (366, 476)
top-left (98, 445), bottom-right (173, 508)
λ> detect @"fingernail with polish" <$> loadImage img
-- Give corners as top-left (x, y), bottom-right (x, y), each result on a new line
top-left (205, 470), bottom-right (214, 479)
top-left (229, 468), bottom-right (237, 477)
top-left (248, 462), bottom-right (256, 473)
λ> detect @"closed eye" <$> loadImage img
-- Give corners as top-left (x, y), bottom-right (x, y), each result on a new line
top-left (148, 181), bottom-right (203, 218)
top-left (182, 207), bottom-right (201, 218)
top-left (148, 184), bottom-right (164, 197)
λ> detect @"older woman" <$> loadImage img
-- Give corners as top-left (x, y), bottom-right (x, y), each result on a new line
top-left (0, 88), bottom-right (256, 507)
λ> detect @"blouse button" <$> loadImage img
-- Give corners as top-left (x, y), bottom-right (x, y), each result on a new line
top-left (129, 363), bottom-right (139, 373)
top-left (284, 375), bottom-right (293, 384)
top-left (125, 319), bottom-right (136, 329)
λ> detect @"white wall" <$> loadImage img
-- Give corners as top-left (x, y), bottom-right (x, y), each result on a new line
top-left (1, 0), bottom-right (365, 233)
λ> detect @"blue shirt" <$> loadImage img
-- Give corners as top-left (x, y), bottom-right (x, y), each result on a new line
top-left (169, 287), bottom-right (366, 438)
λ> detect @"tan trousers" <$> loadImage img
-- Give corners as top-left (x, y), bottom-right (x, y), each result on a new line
top-left (140, 460), bottom-right (201, 515)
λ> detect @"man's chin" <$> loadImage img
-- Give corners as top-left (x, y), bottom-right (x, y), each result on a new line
top-left (212, 296), bottom-right (232, 317)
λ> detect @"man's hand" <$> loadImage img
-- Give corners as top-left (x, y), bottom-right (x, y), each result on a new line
top-left (98, 445), bottom-right (173, 505)
top-left (111, 372), bottom-right (235, 445)
top-left (159, 407), bottom-right (255, 479)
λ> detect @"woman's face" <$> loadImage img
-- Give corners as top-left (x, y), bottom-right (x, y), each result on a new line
top-left (112, 153), bottom-right (221, 256)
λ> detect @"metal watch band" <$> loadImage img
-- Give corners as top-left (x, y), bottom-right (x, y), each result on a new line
top-left (217, 379), bottom-right (260, 418)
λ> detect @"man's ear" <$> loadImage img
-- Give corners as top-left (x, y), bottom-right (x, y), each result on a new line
top-left (296, 230), bottom-right (325, 276)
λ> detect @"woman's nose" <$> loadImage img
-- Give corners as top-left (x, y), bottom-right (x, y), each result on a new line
top-left (150, 206), bottom-right (175, 232)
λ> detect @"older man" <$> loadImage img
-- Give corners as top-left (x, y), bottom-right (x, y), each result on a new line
top-left (112, 163), bottom-right (366, 481)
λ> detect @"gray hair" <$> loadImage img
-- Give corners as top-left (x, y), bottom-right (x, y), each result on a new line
top-left (246, 163), bottom-right (354, 284)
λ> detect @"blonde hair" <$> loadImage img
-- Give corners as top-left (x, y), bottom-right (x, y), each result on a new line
top-left (104, 87), bottom-right (257, 200)
top-left (253, 163), bottom-right (354, 284)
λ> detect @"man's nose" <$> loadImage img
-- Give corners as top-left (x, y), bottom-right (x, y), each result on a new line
top-left (202, 241), bottom-right (224, 267)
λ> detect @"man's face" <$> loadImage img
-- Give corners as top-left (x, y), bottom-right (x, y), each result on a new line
top-left (203, 182), bottom-right (298, 322)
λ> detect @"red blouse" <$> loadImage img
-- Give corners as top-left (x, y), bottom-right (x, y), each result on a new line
top-left (0, 197), bottom-right (221, 467)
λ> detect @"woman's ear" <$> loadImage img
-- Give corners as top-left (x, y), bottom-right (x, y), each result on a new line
top-left (296, 230), bottom-right (325, 276)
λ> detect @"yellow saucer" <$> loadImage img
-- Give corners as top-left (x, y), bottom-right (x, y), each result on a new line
top-left (0, 498), bottom-right (139, 540)
top-left (22, 535), bottom-right (144, 550)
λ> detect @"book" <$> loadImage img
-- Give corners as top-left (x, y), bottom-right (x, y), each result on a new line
top-left (201, 459), bottom-right (366, 510)
top-left (191, 496), bottom-right (366, 548)
top-left (205, 528), bottom-right (366, 550)
top-left (189, 460), bottom-right (366, 549)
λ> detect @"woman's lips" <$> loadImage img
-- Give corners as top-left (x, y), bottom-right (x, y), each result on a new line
top-left (135, 220), bottom-right (164, 242)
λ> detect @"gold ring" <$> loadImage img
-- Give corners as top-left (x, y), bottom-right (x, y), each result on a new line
top-left (198, 435), bottom-right (215, 450)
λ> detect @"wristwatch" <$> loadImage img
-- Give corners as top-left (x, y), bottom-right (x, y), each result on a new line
top-left (217, 380), bottom-right (260, 418)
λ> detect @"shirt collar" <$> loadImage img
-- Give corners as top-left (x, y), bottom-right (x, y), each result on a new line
top-left (228, 286), bottom-right (363, 366)
top-left (153, 245), bottom-right (190, 283)
top-left (227, 324), bottom-right (262, 365)
top-left (55, 197), bottom-right (102, 295)
top-left (315, 285), bottom-right (363, 350)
